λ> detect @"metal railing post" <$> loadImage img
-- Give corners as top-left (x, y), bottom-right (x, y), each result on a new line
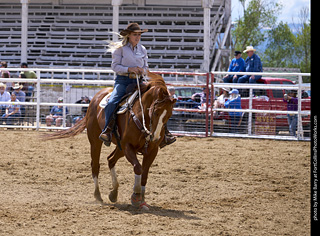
top-left (297, 75), bottom-right (303, 140)
top-left (210, 73), bottom-right (214, 136)
top-left (205, 72), bottom-right (210, 137)
top-left (36, 71), bottom-right (41, 130)
top-left (248, 88), bottom-right (253, 135)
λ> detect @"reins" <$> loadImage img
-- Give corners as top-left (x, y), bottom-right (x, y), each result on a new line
top-left (135, 73), bottom-right (152, 141)
top-left (128, 73), bottom-right (171, 154)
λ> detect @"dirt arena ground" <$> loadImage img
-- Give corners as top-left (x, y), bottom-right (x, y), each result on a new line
top-left (0, 131), bottom-right (310, 235)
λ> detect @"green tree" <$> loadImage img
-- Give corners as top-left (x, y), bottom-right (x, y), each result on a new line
top-left (263, 22), bottom-right (296, 67)
top-left (294, 7), bottom-right (311, 77)
top-left (232, 0), bottom-right (282, 53)
top-left (262, 7), bottom-right (311, 82)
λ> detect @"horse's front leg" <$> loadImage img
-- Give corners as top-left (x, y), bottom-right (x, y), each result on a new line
top-left (123, 144), bottom-right (143, 208)
top-left (140, 147), bottom-right (159, 210)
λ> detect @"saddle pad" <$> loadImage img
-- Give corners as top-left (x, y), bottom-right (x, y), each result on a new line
top-left (99, 90), bottom-right (139, 115)
top-left (99, 93), bottom-right (112, 108)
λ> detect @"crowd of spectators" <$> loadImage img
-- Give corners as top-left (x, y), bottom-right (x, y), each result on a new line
top-left (1, 46), bottom-right (299, 136)
top-left (0, 61), bottom-right (90, 127)
top-left (0, 62), bottom-right (36, 126)
top-left (173, 45), bottom-right (298, 135)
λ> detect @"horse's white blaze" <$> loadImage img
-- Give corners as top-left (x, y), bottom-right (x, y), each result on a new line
top-left (110, 167), bottom-right (119, 190)
top-left (153, 109), bottom-right (167, 141)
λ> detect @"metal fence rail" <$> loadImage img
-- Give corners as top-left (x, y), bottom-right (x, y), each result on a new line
top-left (0, 68), bottom-right (311, 141)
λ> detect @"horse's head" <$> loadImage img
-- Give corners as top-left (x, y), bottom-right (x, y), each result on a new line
top-left (146, 73), bottom-right (176, 142)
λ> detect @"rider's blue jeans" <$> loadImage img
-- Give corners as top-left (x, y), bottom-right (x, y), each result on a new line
top-left (102, 75), bottom-right (136, 132)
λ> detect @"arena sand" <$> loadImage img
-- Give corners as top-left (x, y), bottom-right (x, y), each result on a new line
top-left (0, 131), bottom-right (310, 235)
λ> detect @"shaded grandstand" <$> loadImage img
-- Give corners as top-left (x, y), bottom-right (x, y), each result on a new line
top-left (0, 0), bottom-right (231, 78)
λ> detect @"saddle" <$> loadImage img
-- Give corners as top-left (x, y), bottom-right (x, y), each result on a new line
top-left (99, 82), bottom-right (149, 150)
top-left (99, 90), bottom-right (138, 114)
top-left (99, 82), bottom-right (148, 114)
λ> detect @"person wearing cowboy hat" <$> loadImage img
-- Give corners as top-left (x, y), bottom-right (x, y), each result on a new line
top-left (236, 46), bottom-right (263, 84)
top-left (12, 83), bottom-right (26, 121)
top-left (99, 22), bottom-right (176, 147)
top-left (12, 82), bottom-right (25, 103)
top-left (223, 51), bottom-right (245, 83)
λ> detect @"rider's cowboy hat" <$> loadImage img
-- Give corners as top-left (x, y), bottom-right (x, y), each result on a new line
top-left (13, 83), bottom-right (23, 90)
top-left (120, 23), bottom-right (148, 36)
top-left (243, 46), bottom-right (256, 53)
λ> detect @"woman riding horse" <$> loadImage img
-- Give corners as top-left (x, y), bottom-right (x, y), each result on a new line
top-left (44, 23), bottom-right (177, 210)
top-left (99, 23), bottom-right (176, 148)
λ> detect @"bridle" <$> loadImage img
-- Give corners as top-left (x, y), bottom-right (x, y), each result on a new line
top-left (128, 73), bottom-right (171, 152)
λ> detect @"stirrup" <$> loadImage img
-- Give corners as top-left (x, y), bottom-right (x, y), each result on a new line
top-left (159, 134), bottom-right (176, 149)
top-left (99, 132), bottom-right (112, 146)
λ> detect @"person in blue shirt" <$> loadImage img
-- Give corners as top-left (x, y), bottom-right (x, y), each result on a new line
top-left (45, 97), bottom-right (69, 127)
top-left (225, 89), bottom-right (242, 133)
top-left (1, 92), bottom-right (21, 125)
top-left (236, 46), bottom-right (263, 83)
top-left (223, 51), bottom-right (245, 83)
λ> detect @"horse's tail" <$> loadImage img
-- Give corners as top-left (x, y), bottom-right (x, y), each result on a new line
top-left (42, 116), bottom-right (87, 140)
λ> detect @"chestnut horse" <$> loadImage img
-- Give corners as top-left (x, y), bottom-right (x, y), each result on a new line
top-left (45, 72), bottom-right (176, 210)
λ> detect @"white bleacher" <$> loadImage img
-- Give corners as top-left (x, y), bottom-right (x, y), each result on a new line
top-left (0, 1), bottom-right (230, 75)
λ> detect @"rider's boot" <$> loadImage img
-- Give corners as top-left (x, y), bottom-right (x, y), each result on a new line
top-left (99, 128), bottom-right (112, 146)
top-left (159, 125), bottom-right (176, 149)
top-left (99, 118), bottom-right (115, 146)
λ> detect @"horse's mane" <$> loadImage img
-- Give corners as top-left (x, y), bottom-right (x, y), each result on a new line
top-left (146, 72), bottom-right (168, 95)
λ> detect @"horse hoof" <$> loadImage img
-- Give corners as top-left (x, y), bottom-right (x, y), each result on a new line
top-left (131, 193), bottom-right (142, 208)
top-left (109, 190), bottom-right (118, 203)
top-left (94, 191), bottom-right (103, 203)
top-left (139, 202), bottom-right (150, 211)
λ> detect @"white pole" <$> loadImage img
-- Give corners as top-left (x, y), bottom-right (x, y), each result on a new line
top-left (36, 70), bottom-right (41, 130)
top-left (297, 75), bottom-right (303, 139)
top-left (112, 0), bottom-right (123, 42)
top-left (202, 0), bottom-right (212, 72)
top-left (248, 88), bottom-right (253, 135)
top-left (20, 0), bottom-right (29, 63)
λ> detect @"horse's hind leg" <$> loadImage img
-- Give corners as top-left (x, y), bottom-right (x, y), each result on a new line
top-left (90, 141), bottom-right (103, 202)
top-left (107, 147), bottom-right (124, 203)
top-left (87, 119), bottom-right (104, 203)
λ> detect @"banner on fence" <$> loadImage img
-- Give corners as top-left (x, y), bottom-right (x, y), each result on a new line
top-left (254, 113), bottom-right (276, 135)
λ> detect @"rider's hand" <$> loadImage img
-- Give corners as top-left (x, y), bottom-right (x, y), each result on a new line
top-left (128, 67), bottom-right (144, 75)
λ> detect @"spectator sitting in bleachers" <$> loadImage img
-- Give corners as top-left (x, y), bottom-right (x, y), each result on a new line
top-left (235, 46), bottom-right (263, 84)
top-left (0, 82), bottom-right (10, 118)
top-left (167, 86), bottom-right (177, 99)
top-left (0, 61), bottom-right (10, 78)
top-left (213, 87), bottom-right (230, 117)
top-left (223, 51), bottom-right (245, 83)
top-left (20, 62), bottom-right (36, 102)
top-left (191, 87), bottom-right (211, 109)
top-left (225, 89), bottom-right (242, 133)
top-left (1, 70), bottom-right (12, 92)
top-left (46, 97), bottom-right (69, 127)
top-left (1, 92), bottom-right (21, 125)
top-left (175, 94), bottom-right (201, 109)
top-left (12, 83), bottom-right (25, 103)
top-left (12, 83), bottom-right (26, 121)
top-left (72, 95), bottom-right (91, 124)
